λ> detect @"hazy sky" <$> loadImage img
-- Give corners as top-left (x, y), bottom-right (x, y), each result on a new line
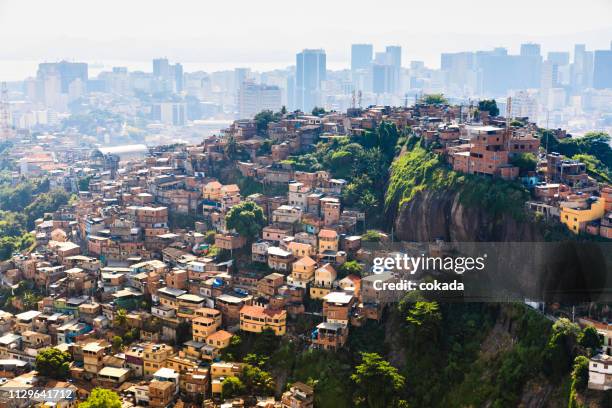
top-left (1, 0), bottom-right (612, 70)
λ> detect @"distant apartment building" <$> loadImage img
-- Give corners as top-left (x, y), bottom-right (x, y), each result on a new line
top-left (152, 102), bottom-right (187, 126)
top-left (238, 82), bottom-right (282, 119)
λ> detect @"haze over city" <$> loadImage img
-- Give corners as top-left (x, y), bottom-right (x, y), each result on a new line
top-left (1, 0), bottom-right (612, 78)
top-left (2, 2), bottom-right (612, 407)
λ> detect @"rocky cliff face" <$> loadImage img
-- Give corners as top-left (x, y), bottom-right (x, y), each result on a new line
top-left (392, 188), bottom-right (544, 242)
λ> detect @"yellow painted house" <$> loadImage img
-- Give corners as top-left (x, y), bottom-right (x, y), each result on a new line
top-left (239, 305), bottom-right (286, 335)
top-left (560, 198), bottom-right (605, 234)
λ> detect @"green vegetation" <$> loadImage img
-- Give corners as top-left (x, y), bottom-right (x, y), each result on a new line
top-left (440, 304), bottom-right (551, 407)
top-left (283, 121), bottom-right (404, 227)
top-left (79, 388), bottom-right (122, 408)
top-left (572, 153), bottom-right (611, 182)
top-left (0, 281), bottom-right (42, 312)
top-left (112, 308), bottom-right (128, 333)
top-left (510, 152), bottom-right (538, 174)
top-left (62, 109), bottom-right (124, 135)
top-left (224, 136), bottom-right (251, 161)
top-left (351, 352), bottom-right (407, 408)
top-left (254, 109), bottom-right (283, 136)
top-left (579, 326), bottom-right (602, 354)
top-left (0, 181), bottom-right (72, 258)
top-left (312, 106), bottom-right (327, 116)
top-left (361, 230), bottom-right (384, 242)
top-left (478, 99), bottom-right (500, 117)
top-left (541, 131), bottom-right (612, 170)
top-left (78, 175), bottom-right (92, 191)
top-left (222, 376), bottom-right (246, 398)
top-left (225, 201), bottom-right (266, 241)
top-left (112, 335), bottom-right (123, 352)
top-left (337, 260), bottom-right (363, 278)
top-left (422, 94), bottom-right (448, 105)
top-left (240, 364), bottom-right (275, 396)
top-left (385, 139), bottom-right (530, 221)
top-left (568, 356), bottom-right (590, 408)
top-left (35, 348), bottom-right (72, 379)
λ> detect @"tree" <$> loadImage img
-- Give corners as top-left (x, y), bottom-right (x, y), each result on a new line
top-left (579, 326), bottom-right (602, 353)
top-left (404, 301), bottom-right (442, 346)
top-left (79, 388), bottom-right (122, 408)
top-left (222, 376), bottom-right (246, 399)
top-left (78, 176), bottom-right (92, 191)
top-left (540, 131), bottom-right (612, 170)
top-left (351, 352), bottom-right (406, 408)
top-left (312, 106), bottom-right (326, 116)
top-left (221, 335), bottom-right (243, 361)
top-left (377, 122), bottom-right (400, 159)
top-left (338, 260), bottom-right (363, 278)
top-left (225, 201), bottom-right (266, 241)
top-left (254, 110), bottom-right (281, 136)
top-left (572, 153), bottom-right (611, 182)
top-left (240, 364), bottom-right (275, 396)
top-left (112, 335), bottom-right (123, 352)
top-left (224, 136), bottom-right (244, 161)
top-left (361, 230), bottom-right (383, 242)
top-left (510, 152), bottom-right (537, 174)
top-left (571, 355), bottom-right (590, 391)
top-left (422, 94), bottom-right (447, 105)
top-left (478, 99), bottom-right (500, 116)
top-left (545, 318), bottom-right (581, 379)
top-left (35, 348), bottom-right (71, 379)
top-left (252, 328), bottom-right (280, 357)
top-left (23, 189), bottom-right (71, 229)
top-left (113, 308), bottom-right (128, 332)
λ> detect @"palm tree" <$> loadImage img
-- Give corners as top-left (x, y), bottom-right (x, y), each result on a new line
top-left (113, 308), bottom-right (128, 332)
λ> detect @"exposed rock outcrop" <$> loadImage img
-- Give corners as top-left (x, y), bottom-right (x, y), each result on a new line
top-left (393, 188), bottom-right (544, 242)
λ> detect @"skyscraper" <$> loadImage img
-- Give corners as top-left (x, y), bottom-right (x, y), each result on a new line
top-left (295, 49), bottom-right (326, 113)
top-left (173, 63), bottom-right (184, 92)
top-left (520, 43), bottom-right (541, 57)
top-left (547, 52), bottom-right (570, 66)
top-left (234, 68), bottom-right (251, 93)
top-left (385, 46), bottom-right (402, 93)
top-left (351, 44), bottom-right (373, 72)
top-left (153, 58), bottom-right (170, 78)
top-left (593, 49), bottom-right (612, 89)
top-left (37, 61), bottom-right (88, 93)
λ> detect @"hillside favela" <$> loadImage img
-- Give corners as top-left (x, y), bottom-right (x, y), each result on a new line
top-left (2, 2), bottom-right (612, 408)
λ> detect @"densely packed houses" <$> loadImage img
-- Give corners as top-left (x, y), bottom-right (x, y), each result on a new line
top-left (1, 104), bottom-right (610, 406)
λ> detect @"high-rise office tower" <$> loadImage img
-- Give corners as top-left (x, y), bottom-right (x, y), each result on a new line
top-left (520, 43), bottom-right (541, 57)
top-left (153, 58), bottom-right (170, 78)
top-left (351, 44), bottom-right (373, 71)
top-left (37, 61), bottom-right (88, 93)
top-left (385, 46), bottom-right (402, 93)
top-left (234, 68), bottom-right (251, 94)
top-left (571, 44), bottom-right (594, 90)
top-left (173, 63), bottom-right (184, 92)
top-left (547, 52), bottom-right (570, 66)
top-left (295, 49), bottom-right (326, 112)
top-left (385, 46), bottom-right (402, 69)
top-left (593, 49), bottom-right (612, 89)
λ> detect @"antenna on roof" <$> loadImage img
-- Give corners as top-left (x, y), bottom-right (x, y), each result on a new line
top-left (357, 91), bottom-right (362, 108)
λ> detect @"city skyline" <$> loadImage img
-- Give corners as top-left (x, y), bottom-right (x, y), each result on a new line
top-left (2, 0), bottom-right (612, 80)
